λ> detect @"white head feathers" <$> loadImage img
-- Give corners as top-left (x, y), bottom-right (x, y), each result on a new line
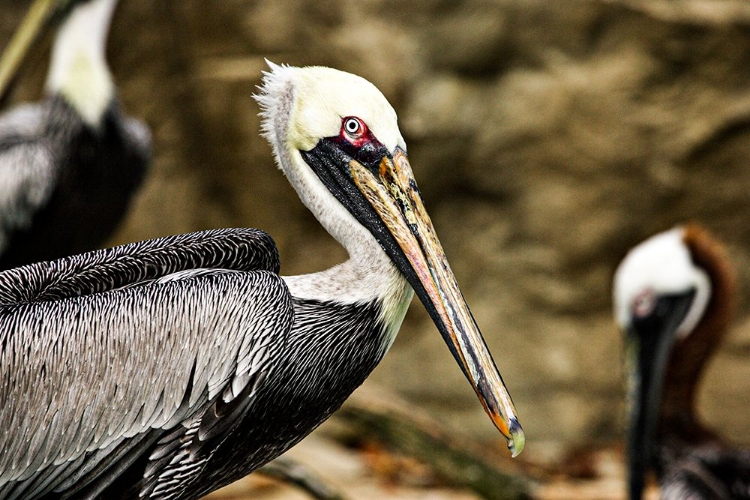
top-left (252, 62), bottom-right (408, 261)
top-left (255, 61), bottom-right (406, 157)
top-left (614, 227), bottom-right (711, 339)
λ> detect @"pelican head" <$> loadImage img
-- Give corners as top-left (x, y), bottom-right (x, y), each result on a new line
top-left (613, 226), bottom-right (712, 499)
top-left (255, 62), bottom-right (524, 457)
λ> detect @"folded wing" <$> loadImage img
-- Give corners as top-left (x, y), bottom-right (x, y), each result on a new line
top-left (0, 228), bottom-right (291, 499)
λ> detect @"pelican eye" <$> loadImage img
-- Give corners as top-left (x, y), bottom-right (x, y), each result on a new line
top-left (342, 116), bottom-right (365, 139)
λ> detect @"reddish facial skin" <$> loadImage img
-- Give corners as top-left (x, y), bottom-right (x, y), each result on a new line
top-left (329, 117), bottom-right (389, 171)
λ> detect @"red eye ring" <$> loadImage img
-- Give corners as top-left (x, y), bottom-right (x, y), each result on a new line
top-left (342, 116), bottom-right (365, 139)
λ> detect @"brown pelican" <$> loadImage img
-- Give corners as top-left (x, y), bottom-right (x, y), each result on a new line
top-left (0, 63), bottom-right (523, 500)
top-left (0, 0), bottom-right (150, 270)
top-left (614, 224), bottom-right (750, 499)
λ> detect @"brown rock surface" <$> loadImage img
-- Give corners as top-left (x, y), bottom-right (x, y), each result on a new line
top-left (3, 0), bottom-right (750, 483)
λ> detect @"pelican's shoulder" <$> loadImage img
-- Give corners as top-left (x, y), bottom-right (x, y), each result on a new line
top-left (0, 228), bottom-right (280, 306)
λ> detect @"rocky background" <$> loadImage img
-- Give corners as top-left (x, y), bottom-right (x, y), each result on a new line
top-left (3, 0), bottom-right (750, 496)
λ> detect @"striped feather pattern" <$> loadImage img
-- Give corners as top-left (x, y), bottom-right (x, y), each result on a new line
top-left (0, 229), bottom-right (290, 499)
top-left (0, 227), bottom-right (279, 305)
top-left (184, 297), bottom-right (389, 499)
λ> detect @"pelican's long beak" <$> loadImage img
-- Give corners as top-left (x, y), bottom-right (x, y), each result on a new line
top-left (350, 148), bottom-right (524, 457)
top-left (624, 292), bottom-right (695, 500)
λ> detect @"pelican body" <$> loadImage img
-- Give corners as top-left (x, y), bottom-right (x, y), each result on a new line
top-left (614, 225), bottom-right (750, 499)
top-left (0, 0), bottom-right (150, 270)
top-left (0, 64), bottom-right (523, 500)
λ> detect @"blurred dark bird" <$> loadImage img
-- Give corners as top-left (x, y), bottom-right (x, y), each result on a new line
top-left (0, 63), bottom-right (523, 500)
top-left (0, 0), bottom-right (150, 270)
top-left (614, 224), bottom-right (750, 499)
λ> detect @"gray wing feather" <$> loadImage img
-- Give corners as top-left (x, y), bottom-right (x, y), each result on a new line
top-left (0, 229), bottom-right (288, 499)
top-left (0, 103), bottom-right (57, 254)
top-left (0, 270), bottom-right (291, 499)
top-left (0, 227), bottom-right (280, 305)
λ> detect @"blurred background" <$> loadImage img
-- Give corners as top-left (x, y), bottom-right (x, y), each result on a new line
top-left (2, 0), bottom-right (750, 498)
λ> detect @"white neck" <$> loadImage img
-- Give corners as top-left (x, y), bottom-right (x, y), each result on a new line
top-left (283, 257), bottom-right (413, 354)
top-left (45, 0), bottom-right (117, 128)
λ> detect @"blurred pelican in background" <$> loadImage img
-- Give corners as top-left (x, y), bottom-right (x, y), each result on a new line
top-left (614, 224), bottom-right (750, 499)
top-left (0, 0), bottom-right (150, 270)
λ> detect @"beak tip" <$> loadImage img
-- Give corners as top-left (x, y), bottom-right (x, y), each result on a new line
top-left (508, 417), bottom-right (525, 458)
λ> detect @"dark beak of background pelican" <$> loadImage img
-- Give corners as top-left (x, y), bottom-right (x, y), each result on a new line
top-left (625, 291), bottom-right (695, 500)
top-left (349, 148), bottom-right (524, 457)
